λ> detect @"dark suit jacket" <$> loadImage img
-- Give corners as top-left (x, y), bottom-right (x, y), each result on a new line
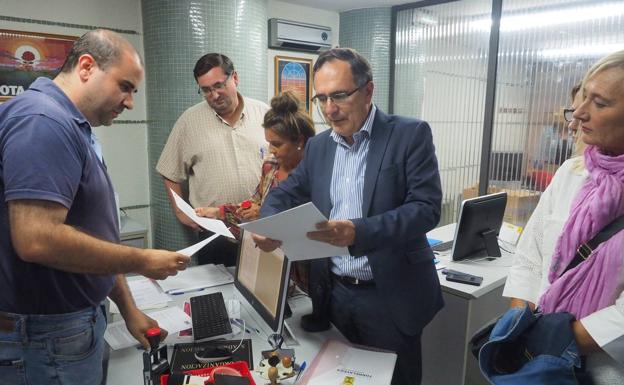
top-left (260, 108), bottom-right (444, 336)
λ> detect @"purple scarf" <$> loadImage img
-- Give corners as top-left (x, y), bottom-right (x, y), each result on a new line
top-left (539, 146), bottom-right (624, 319)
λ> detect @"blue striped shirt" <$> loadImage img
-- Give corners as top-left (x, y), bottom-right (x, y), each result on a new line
top-left (329, 104), bottom-right (377, 280)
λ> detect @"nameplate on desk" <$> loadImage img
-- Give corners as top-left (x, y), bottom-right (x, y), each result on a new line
top-left (170, 339), bottom-right (253, 373)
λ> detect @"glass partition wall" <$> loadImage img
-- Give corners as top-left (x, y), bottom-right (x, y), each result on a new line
top-left (393, 0), bottom-right (624, 227)
top-left (394, 0), bottom-right (493, 226)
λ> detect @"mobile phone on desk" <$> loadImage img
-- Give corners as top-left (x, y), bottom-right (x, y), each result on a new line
top-left (445, 272), bottom-right (483, 286)
top-left (441, 268), bottom-right (467, 276)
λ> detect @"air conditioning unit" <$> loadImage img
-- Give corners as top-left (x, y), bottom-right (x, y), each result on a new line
top-left (268, 18), bottom-right (332, 52)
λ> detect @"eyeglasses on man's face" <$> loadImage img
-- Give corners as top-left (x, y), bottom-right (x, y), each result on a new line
top-left (563, 108), bottom-right (575, 122)
top-left (197, 73), bottom-right (232, 95)
top-left (312, 82), bottom-right (367, 106)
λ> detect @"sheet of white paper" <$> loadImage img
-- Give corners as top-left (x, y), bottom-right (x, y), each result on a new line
top-left (177, 233), bottom-right (219, 257)
top-left (239, 202), bottom-right (348, 260)
top-left (104, 306), bottom-right (191, 350)
top-left (170, 189), bottom-right (234, 239)
top-left (157, 263), bottom-right (233, 295)
top-left (108, 278), bottom-right (170, 314)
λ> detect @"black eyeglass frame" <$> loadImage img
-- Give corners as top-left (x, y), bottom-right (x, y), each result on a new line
top-left (311, 82), bottom-right (368, 106)
top-left (197, 72), bottom-right (233, 95)
top-left (563, 108), bottom-right (575, 122)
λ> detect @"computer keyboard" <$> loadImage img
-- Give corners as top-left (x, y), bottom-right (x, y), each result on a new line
top-left (432, 240), bottom-right (454, 252)
top-left (190, 292), bottom-right (233, 341)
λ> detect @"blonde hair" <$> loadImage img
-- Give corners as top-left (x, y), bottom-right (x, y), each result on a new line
top-left (572, 50), bottom-right (624, 164)
top-left (581, 50), bottom-right (624, 92)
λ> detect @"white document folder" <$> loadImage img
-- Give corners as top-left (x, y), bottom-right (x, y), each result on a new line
top-left (298, 339), bottom-right (397, 385)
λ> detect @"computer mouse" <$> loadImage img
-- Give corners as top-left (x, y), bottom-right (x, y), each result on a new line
top-left (194, 347), bottom-right (233, 363)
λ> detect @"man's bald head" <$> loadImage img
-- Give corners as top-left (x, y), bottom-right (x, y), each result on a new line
top-left (59, 29), bottom-right (141, 74)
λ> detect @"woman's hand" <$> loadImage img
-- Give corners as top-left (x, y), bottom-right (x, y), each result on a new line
top-left (236, 202), bottom-right (260, 220)
top-left (195, 207), bottom-right (220, 219)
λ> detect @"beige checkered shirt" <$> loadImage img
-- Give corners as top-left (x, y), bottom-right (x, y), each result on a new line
top-left (156, 95), bottom-right (269, 207)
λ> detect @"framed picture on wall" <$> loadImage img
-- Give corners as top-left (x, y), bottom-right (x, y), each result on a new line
top-left (274, 55), bottom-right (313, 114)
top-left (0, 29), bottom-right (77, 101)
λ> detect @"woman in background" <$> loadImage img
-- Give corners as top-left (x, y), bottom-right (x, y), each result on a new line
top-left (196, 91), bottom-right (315, 290)
top-left (503, 50), bottom-right (624, 384)
top-left (196, 91), bottom-right (314, 229)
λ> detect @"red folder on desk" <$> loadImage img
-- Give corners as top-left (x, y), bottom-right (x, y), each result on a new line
top-left (298, 339), bottom-right (396, 385)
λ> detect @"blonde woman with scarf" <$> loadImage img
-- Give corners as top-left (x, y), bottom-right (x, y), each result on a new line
top-left (503, 50), bottom-right (624, 384)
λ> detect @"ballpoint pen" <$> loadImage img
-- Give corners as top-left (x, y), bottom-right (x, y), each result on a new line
top-left (169, 287), bottom-right (206, 296)
top-left (294, 361), bottom-right (307, 383)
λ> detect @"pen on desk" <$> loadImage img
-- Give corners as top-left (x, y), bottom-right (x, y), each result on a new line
top-left (169, 287), bottom-right (205, 296)
top-left (294, 361), bottom-right (307, 383)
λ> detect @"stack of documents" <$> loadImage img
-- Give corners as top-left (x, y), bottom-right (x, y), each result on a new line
top-left (157, 264), bottom-right (233, 295)
top-left (298, 339), bottom-right (397, 385)
top-left (108, 277), bottom-right (171, 314)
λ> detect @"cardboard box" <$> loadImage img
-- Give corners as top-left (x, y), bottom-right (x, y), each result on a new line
top-left (462, 184), bottom-right (540, 227)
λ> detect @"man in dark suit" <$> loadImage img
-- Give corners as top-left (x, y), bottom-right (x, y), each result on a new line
top-left (254, 48), bottom-right (443, 385)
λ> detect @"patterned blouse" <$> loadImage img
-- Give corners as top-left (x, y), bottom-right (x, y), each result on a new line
top-left (218, 155), bottom-right (309, 293)
top-left (219, 156), bottom-right (279, 235)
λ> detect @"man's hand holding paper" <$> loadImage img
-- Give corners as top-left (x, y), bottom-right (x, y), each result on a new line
top-left (251, 233), bottom-right (283, 252)
top-left (307, 220), bottom-right (356, 248)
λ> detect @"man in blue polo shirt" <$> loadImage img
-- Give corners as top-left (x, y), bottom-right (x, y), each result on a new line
top-left (0, 29), bottom-right (190, 385)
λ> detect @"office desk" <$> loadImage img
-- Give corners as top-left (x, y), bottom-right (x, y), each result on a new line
top-left (106, 284), bottom-right (344, 384)
top-left (422, 224), bottom-right (512, 385)
top-left (107, 224), bottom-right (511, 385)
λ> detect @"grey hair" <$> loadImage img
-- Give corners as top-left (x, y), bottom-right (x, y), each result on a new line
top-left (313, 47), bottom-right (373, 87)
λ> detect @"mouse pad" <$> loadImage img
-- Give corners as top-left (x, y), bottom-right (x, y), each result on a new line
top-left (170, 339), bottom-right (253, 373)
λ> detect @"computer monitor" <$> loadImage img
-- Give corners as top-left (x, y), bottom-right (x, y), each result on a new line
top-left (451, 192), bottom-right (508, 261)
top-left (233, 230), bottom-right (291, 338)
